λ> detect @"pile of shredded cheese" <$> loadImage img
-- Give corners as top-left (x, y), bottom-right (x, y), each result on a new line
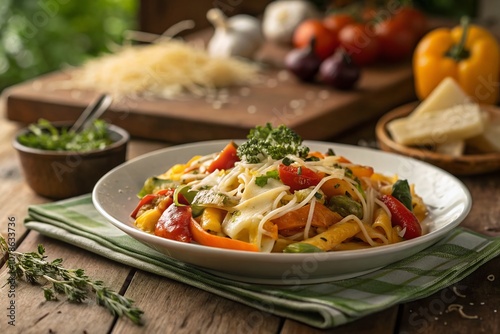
top-left (58, 39), bottom-right (260, 99)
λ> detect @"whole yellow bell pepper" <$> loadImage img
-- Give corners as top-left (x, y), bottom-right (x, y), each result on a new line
top-left (413, 17), bottom-right (499, 104)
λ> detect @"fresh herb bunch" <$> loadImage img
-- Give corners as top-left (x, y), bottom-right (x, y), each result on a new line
top-left (17, 119), bottom-right (113, 151)
top-left (237, 123), bottom-right (310, 163)
top-left (0, 237), bottom-right (143, 325)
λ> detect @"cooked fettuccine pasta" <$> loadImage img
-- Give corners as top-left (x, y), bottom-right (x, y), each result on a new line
top-left (131, 124), bottom-right (427, 253)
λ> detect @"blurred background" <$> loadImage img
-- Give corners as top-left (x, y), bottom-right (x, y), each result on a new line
top-left (0, 0), bottom-right (496, 94)
top-left (0, 0), bottom-right (137, 92)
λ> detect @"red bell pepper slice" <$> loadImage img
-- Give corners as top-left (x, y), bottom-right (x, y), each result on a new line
top-left (189, 218), bottom-right (259, 252)
top-left (131, 194), bottom-right (157, 219)
top-left (130, 189), bottom-right (174, 219)
top-left (278, 164), bottom-right (322, 192)
top-left (207, 141), bottom-right (239, 173)
top-left (380, 194), bottom-right (422, 240)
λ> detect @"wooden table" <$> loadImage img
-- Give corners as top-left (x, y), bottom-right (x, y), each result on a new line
top-left (0, 110), bottom-right (499, 334)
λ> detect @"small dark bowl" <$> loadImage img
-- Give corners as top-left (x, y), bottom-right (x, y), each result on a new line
top-left (13, 123), bottom-right (129, 199)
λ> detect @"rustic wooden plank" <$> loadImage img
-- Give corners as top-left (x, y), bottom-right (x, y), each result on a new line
top-left (113, 270), bottom-right (282, 333)
top-left (393, 172), bottom-right (500, 333)
top-left (459, 173), bottom-right (500, 237)
top-left (397, 257), bottom-right (500, 333)
top-left (280, 306), bottom-right (399, 334)
top-left (0, 232), bottom-right (134, 333)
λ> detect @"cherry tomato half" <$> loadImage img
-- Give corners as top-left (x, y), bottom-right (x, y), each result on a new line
top-left (278, 164), bottom-right (322, 192)
top-left (154, 204), bottom-right (193, 242)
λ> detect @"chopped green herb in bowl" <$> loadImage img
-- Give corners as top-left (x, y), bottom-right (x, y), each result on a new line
top-left (13, 119), bottom-right (129, 199)
top-left (17, 119), bottom-right (113, 151)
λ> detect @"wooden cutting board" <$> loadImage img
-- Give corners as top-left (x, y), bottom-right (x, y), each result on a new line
top-left (2, 39), bottom-right (416, 143)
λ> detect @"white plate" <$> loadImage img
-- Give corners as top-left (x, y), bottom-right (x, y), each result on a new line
top-left (92, 140), bottom-right (471, 285)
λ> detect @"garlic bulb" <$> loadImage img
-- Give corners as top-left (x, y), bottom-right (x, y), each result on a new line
top-left (206, 8), bottom-right (263, 59)
top-left (262, 0), bottom-right (319, 45)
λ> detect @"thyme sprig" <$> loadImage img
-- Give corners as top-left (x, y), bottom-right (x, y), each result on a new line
top-left (0, 237), bottom-right (143, 325)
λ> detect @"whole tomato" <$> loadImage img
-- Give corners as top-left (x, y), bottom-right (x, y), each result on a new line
top-left (293, 19), bottom-right (339, 60)
top-left (394, 6), bottom-right (428, 40)
top-left (375, 17), bottom-right (416, 62)
top-left (323, 13), bottom-right (356, 36)
top-left (338, 23), bottom-right (380, 66)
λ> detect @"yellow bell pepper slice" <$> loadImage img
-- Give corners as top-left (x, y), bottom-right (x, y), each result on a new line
top-left (199, 207), bottom-right (225, 234)
top-left (135, 208), bottom-right (162, 233)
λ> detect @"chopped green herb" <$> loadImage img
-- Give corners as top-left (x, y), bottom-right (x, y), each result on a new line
top-left (344, 167), bottom-right (354, 178)
top-left (17, 119), bottom-right (113, 152)
top-left (314, 192), bottom-right (323, 200)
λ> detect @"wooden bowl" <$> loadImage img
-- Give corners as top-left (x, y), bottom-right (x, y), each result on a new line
top-left (376, 102), bottom-right (500, 175)
top-left (13, 123), bottom-right (129, 199)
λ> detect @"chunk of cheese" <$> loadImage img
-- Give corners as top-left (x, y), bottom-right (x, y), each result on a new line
top-left (412, 77), bottom-right (472, 117)
top-left (435, 141), bottom-right (466, 157)
top-left (467, 113), bottom-right (500, 153)
top-left (388, 103), bottom-right (484, 146)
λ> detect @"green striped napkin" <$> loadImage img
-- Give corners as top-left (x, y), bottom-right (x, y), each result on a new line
top-left (24, 194), bottom-right (500, 329)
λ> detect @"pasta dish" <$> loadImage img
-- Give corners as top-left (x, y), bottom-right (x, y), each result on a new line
top-left (131, 124), bottom-right (427, 253)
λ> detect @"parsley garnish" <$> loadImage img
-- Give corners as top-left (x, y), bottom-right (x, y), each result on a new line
top-left (236, 123), bottom-right (309, 163)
